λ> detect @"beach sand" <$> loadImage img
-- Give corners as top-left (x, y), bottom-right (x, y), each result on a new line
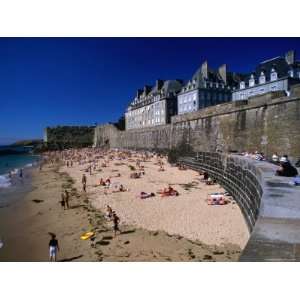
top-left (0, 152), bottom-right (250, 262)
top-left (0, 164), bottom-right (97, 261)
top-left (61, 152), bottom-right (249, 260)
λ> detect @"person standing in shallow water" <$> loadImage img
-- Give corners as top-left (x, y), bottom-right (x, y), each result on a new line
top-left (49, 233), bottom-right (59, 261)
top-left (82, 174), bottom-right (87, 192)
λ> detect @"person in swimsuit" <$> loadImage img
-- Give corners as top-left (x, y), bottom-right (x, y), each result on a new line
top-left (60, 193), bottom-right (66, 209)
top-left (49, 234), bottom-right (59, 261)
top-left (82, 174), bottom-right (87, 192)
top-left (112, 212), bottom-right (121, 237)
top-left (64, 190), bottom-right (70, 209)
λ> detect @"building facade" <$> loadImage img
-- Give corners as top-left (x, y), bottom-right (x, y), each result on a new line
top-left (232, 50), bottom-right (300, 101)
top-left (125, 79), bottom-right (183, 130)
top-left (177, 61), bottom-right (238, 115)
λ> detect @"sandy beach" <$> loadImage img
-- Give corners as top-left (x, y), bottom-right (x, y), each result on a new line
top-left (0, 150), bottom-right (250, 262)
top-left (0, 164), bottom-right (97, 261)
top-left (62, 152), bottom-right (249, 247)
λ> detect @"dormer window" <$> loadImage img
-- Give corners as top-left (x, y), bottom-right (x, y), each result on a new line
top-left (259, 71), bottom-right (266, 84)
top-left (270, 68), bottom-right (278, 81)
top-left (240, 81), bottom-right (245, 89)
top-left (249, 74), bottom-right (255, 87)
top-left (288, 69), bottom-right (294, 78)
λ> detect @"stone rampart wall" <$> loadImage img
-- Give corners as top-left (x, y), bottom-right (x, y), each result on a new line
top-left (94, 84), bottom-right (300, 159)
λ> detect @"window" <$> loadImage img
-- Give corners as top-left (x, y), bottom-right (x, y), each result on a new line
top-left (249, 75), bottom-right (255, 87)
top-left (288, 70), bottom-right (294, 77)
top-left (270, 69), bottom-right (278, 81)
top-left (259, 72), bottom-right (266, 84)
top-left (240, 81), bottom-right (245, 89)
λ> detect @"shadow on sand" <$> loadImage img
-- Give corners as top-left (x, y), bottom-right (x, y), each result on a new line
top-left (59, 255), bottom-right (83, 262)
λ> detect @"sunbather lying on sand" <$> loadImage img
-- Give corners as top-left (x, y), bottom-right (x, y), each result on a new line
top-left (139, 192), bottom-right (155, 199)
top-left (178, 163), bottom-right (187, 170)
top-left (130, 172), bottom-right (141, 179)
top-left (111, 173), bottom-right (121, 178)
top-left (207, 198), bottom-right (230, 205)
top-left (158, 186), bottom-right (179, 197)
top-left (158, 166), bottom-right (165, 172)
top-left (206, 194), bottom-right (229, 205)
top-left (112, 184), bottom-right (128, 193)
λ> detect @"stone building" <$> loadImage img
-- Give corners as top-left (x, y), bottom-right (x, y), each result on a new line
top-left (177, 61), bottom-right (239, 114)
top-left (125, 79), bottom-right (183, 130)
top-left (232, 50), bottom-right (300, 101)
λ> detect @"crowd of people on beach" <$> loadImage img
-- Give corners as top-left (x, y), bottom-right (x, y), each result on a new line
top-left (38, 146), bottom-right (300, 261)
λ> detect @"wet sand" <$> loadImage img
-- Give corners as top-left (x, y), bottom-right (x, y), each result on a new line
top-left (0, 164), bottom-right (97, 261)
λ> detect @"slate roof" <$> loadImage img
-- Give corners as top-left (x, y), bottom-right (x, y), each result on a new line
top-left (236, 52), bottom-right (300, 87)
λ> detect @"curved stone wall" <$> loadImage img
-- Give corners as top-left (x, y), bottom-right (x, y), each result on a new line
top-left (180, 153), bottom-right (262, 230)
top-left (180, 152), bottom-right (300, 261)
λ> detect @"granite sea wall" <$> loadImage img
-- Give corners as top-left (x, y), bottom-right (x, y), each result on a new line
top-left (94, 84), bottom-right (300, 160)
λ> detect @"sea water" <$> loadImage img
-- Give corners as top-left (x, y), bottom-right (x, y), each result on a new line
top-left (0, 150), bottom-right (40, 189)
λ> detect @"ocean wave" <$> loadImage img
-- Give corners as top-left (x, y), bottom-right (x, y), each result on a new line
top-left (0, 174), bottom-right (11, 188)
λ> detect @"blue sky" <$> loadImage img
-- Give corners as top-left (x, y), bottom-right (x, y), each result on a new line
top-left (0, 37), bottom-right (300, 145)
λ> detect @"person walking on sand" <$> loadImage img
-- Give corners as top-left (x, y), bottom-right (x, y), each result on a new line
top-left (49, 233), bottom-right (59, 261)
top-left (64, 190), bottom-right (70, 209)
top-left (112, 212), bottom-right (121, 237)
top-left (60, 193), bottom-right (66, 209)
top-left (82, 174), bottom-right (87, 192)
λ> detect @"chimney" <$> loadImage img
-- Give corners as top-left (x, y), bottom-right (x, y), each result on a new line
top-left (285, 50), bottom-right (295, 65)
top-left (136, 89), bottom-right (143, 98)
top-left (156, 79), bottom-right (164, 90)
top-left (143, 85), bottom-right (151, 95)
top-left (218, 64), bottom-right (227, 84)
top-left (175, 79), bottom-right (184, 84)
top-left (201, 61), bottom-right (208, 79)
